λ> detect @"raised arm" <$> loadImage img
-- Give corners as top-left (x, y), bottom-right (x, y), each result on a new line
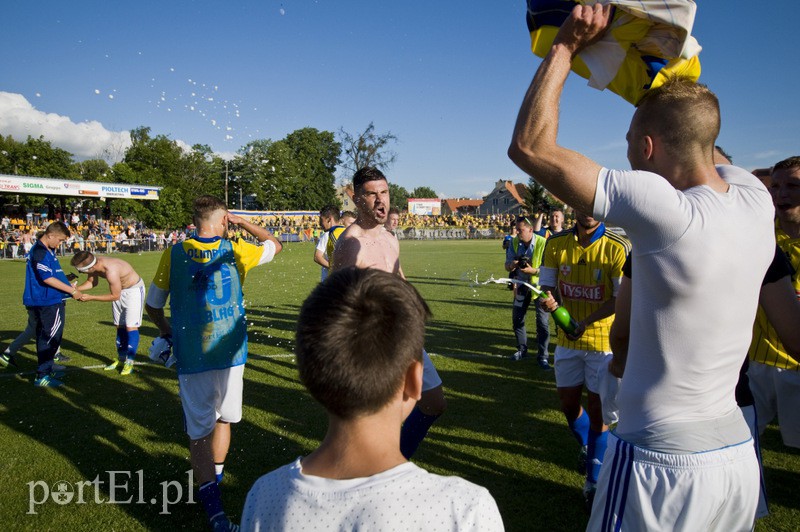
top-left (227, 212), bottom-right (283, 255)
top-left (508, 4), bottom-right (611, 214)
top-left (533, 212), bottom-right (544, 233)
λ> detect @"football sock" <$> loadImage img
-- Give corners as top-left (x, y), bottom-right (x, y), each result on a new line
top-left (587, 429), bottom-right (608, 483)
top-left (215, 463), bottom-right (225, 484)
top-left (126, 330), bottom-right (140, 361)
top-left (198, 481), bottom-right (225, 524)
top-left (400, 407), bottom-right (440, 459)
top-left (116, 329), bottom-right (129, 361)
top-left (568, 408), bottom-right (590, 447)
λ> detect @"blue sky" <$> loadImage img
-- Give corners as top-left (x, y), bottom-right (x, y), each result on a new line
top-left (1, 1), bottom-right (797, 199)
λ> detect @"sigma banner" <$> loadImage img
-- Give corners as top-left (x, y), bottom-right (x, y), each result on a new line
top-left (0, 174), bottom-right (161, 200)
top-left (408, 199), bottom-right (441, 216)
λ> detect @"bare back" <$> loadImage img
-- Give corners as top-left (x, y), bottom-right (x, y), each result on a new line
top-left (333, 223), bottom-right (403, 277)
top-left (97, 256), bottom-right (141, 289)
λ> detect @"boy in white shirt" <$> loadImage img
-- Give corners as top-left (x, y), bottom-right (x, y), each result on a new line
top-left (241, 267), bottom-right (504, 531)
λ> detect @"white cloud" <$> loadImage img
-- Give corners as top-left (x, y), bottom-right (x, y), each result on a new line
top-left (0, 91), bottom-right (132, 162)
top-left (0, 92), bottom-right (208, 163)
top-left (216, 151), bottom-right (237, 161)
top-left (173, 138), bottom-right (194, 154)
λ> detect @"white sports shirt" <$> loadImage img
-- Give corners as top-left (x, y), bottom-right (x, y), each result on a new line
top-left (241, 458), bottom-right (504, 531)
top-left (316, 231), bottom-right (330, 281)
top-left (593, 165), bottom-right (774, 452)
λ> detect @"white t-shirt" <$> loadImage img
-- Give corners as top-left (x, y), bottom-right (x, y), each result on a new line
top-left (241, 458), bottom-right (504, 532)
top-left (316, 231), bottom-right (330, 281)
top-left (593, 165), bottom-right (774, 452)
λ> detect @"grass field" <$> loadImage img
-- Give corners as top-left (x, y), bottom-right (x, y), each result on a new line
top-left (0, 240), bottom-right (798, 531)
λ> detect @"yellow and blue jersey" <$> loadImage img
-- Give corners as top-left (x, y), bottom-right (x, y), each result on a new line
top-left (151, 236), bottom-right (265, 374)
top-left (749, 224), bottom-right (800, 371)
top-left (325, 225), bottom-right (347, 262)
top-left (526, 0), bottom-right (701, 106)
top-left (151, 236), bottom-right (264, 292)
top-left (542, 225), bottom-right (630, 352)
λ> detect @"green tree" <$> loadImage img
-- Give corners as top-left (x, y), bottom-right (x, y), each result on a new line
top-left (146, 187), bottom-right (188, 229)
top-left (121, 126), bottom-right (221, 224)
top-left (0, 135), bottom-right (76, 210)
top-left (123, 126), bottom-right (185, 187)
top-left (411, 186), bottom-right (438, 199)
top-left (338, 122), bottom-right (398, 174)
top-left (9, 136), bottom-right (75, 179)
top-left (283, 127), bottom-right (341, 209)
top-left (236, 130), bottom-right (341, 210)
top-left (0, 135), bottom-right (21, 175)
top-left (233, 139), bottom-right (277, 209)
top-left (389, 183), bottom-right (410, 211)
top-left (525, 177), bottom-right (561, 215)
top-left (73, 159), bottom-right (111, 182)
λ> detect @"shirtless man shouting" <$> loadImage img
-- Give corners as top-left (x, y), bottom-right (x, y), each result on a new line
top-left (333, 167), bottom-right (446, 458)
top-left (71, 251), bottom-right (146, 376)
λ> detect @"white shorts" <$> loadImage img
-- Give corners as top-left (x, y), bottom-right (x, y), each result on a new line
top-left (587, 433), bottom-right (759, 532)
top-left (178, 364), bottom-right (245, 440)
top-left (741, 405), bottom-right (769, 519)
top-left (554, 346), bottom-right (612, 393)
top-left (598, 358), bottom-right (621, 426)
top-left (422, 349), bottom-right (442, 391)
top-left (112, 278), bottom-right (145, 328)
top-left (748, 360), bottom-right (800, 448)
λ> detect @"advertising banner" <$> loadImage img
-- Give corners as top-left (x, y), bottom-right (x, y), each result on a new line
top-left (0, 175), bottom-right (161, 200)
top-left (408, 198), bottom-right (441, 216)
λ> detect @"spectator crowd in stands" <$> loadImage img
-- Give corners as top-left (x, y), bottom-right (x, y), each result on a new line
top-left (1, 207), bottom-right (568, 258)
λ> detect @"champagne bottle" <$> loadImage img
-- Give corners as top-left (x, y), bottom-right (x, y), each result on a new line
top-left (489, 277), bottom-right (580, 335)
top-left (539, 293), bottom-right (579, 335)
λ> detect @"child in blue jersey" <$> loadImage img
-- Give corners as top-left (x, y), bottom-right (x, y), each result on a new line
top-left (21, 222), bottom-right (85, 387)
top-left (145, 196), bottom-right (282, 532)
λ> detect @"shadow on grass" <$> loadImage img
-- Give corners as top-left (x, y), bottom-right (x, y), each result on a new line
top-left (0, 332), bottom-right (125, 367)
top-left (426, 320), bottom-right (512, 358)
top-left (0, 364), bottom-right (212, 529)
top-left (0, 355), bottom-right (323, 530)
top-left (420, 359), bottom-right (592, 531)
top-left (760, 425), bottom-right (800, 515)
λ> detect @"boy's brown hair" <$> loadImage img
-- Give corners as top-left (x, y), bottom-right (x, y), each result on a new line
top-left (193, 195), bottom-right (227, 227)
top-left (295, 267), bottom-right (430, 419)
top-left (44, 221), bottom-right (70, 237)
